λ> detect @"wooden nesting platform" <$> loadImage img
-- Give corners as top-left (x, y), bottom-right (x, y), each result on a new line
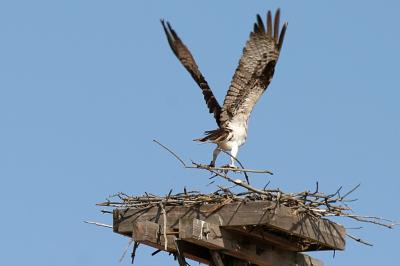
top-left (113, 200), bottom-right (346, 266)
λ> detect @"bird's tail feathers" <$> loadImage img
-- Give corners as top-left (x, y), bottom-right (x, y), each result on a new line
top-left (194, 128), bottom-right (231, 143)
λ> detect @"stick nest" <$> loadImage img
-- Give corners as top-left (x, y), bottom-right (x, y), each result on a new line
top-left (99, 182), bottom-right (395, 230)
top-left (96, 141), bottom-right (398, 247)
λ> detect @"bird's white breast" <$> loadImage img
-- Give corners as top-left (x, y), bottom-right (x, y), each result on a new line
top-left (218, 115), bottom-right (248, 150)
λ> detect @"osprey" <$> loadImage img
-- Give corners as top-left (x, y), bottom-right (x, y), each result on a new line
top-left (161, 9), bottom-right (287, 168)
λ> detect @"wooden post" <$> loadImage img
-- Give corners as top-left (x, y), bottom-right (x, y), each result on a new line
top-left (210, 251), bottom-right (225, 266)
top-left (174, 240), bottom-right (187, 266)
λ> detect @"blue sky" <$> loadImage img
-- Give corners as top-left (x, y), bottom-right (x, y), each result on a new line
top-left (1, 1), bottom-right (399, 265)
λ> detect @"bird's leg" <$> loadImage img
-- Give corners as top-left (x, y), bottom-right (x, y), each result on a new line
top-left (209, 147), bottom-right (221, 168)
top-left (228, 145), bottom-right (239, 168)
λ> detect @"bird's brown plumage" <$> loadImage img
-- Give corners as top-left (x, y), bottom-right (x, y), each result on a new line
top-left (219, 9), bottom-right (287, 127)
top-left (161, 9), bottom-right (287, 147)
top-left (161, 20), bottom-right (222, 127)
top-left (161, 9), bottom-right (287, 167)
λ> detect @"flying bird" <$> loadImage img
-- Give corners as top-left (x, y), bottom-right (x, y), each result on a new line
top-left (161, 9), bottom-right (287, 168)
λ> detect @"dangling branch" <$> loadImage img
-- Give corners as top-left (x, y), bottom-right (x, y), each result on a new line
top-left (131, 242), bottom-right (140, 264)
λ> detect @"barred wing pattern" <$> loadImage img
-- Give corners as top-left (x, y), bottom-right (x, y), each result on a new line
top-left (161, 20), bottom-right (222, 126)
top-left (219, 9), bottom-right (287, 127)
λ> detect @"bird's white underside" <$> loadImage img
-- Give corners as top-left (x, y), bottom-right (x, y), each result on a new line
top-left (211, 114), bottom-right (248, 167)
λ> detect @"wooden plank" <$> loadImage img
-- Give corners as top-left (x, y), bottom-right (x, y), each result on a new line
top-left (114, 200), bottom-right (345, 250)
top-left (131, 221), bottom-right (257, 265)
top-left (179, 218), bottom-right (324, 266)
top-left (224, 225), bottom-right (312, 251)
top-left (132, 221), bottom-right (210, 265)
top-left (132, 220), bottom-right (176, 251)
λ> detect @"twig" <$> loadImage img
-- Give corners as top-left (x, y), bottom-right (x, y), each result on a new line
top-left (345, 226), bottom-right (363, 230)
top-left (153, 139), bottom-right (273, 176)
top-left (346, 233), bottom-right (373, 246)
top-left (313, 182), bottom-right (319, 194)
top-left (119, 238), bottom-right (134, 263)
top-left (343, 214), bottom-right (399, 228)
top-left (186, 164), bottom-right (273, 174)
top-left (198, 164), bottom-right (273, 197)
top-left (217, 148), bottom-right (251, 184)
top-left (151, 249), bottom-right (162, 256)
top-left (340, 183), bottom-right (361, 200)
top-left (84, 220), bottom-right (112, 228)
top-left (131, 241), bottom-right (140, 264)
top-left (153, 139), bottom-right (187, 167)
top-left (263, 180), bottom-right (271, 190)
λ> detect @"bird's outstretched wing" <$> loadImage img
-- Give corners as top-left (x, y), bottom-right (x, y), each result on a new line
top-left (219, 9), bottom-right (287, 127)
top-left (161, 20), bottom-right (222, 126)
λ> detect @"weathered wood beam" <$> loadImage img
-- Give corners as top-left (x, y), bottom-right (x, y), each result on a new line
top-left (132, 220), bottom-right (210, 264)
top-left (132, 221), bottom-right (260, 266)
top-left (209, 251), bottom-right (225, 266)
top-left (223, 225), bottom-right (311, 251)
top-left (132, 220), bottom-right (175, 251)
top-left (114, 200), bottom-right (345, 250)
top-left (174, 240), bottom-right (187, 266)
top-left (210, 252), bottom-right (249, 266)
top-left (179, 218), bottom-right (324, 266)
